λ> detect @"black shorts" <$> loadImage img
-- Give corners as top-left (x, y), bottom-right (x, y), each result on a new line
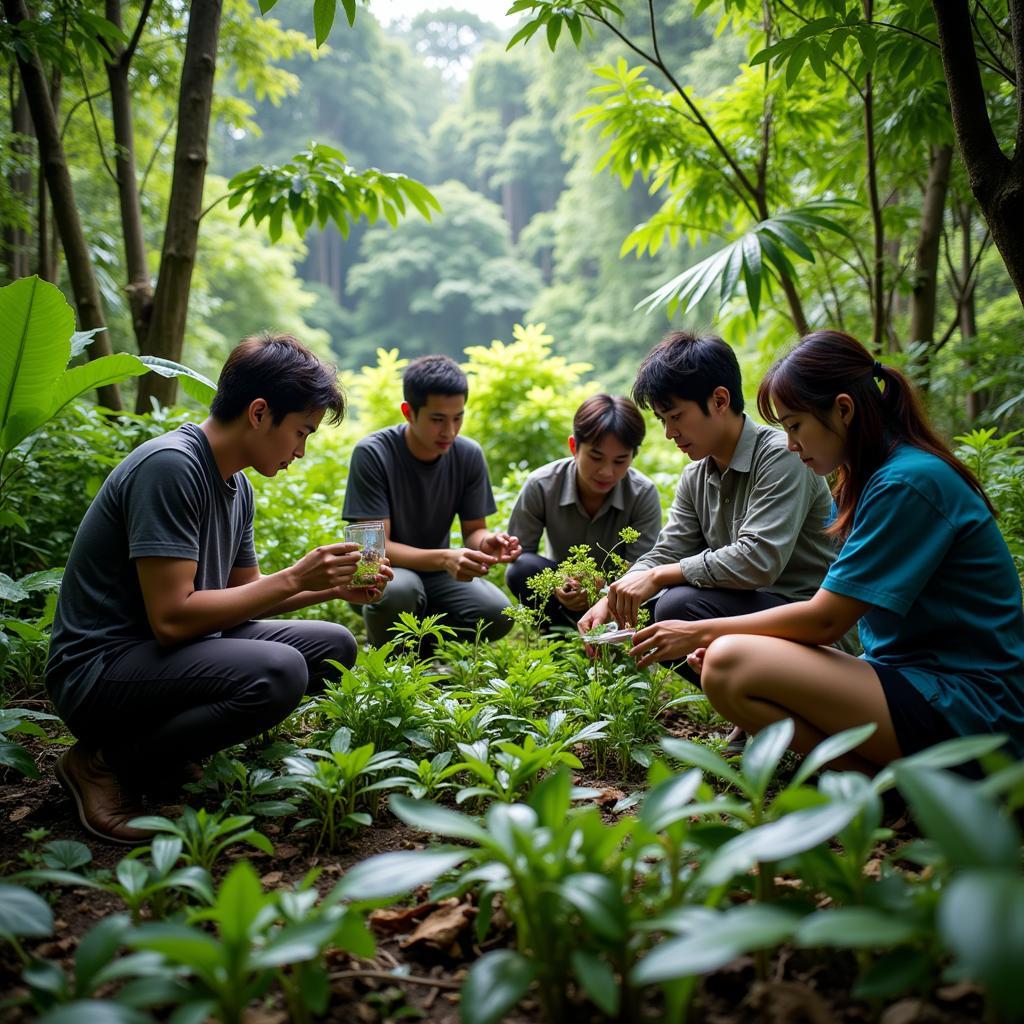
top-left (871, 661), bottom-right (957, 757)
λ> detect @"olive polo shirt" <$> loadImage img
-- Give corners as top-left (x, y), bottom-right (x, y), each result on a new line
top-left (630, 415), bottom-right (837, 601)
top-left (507, 458), bottom-right (662, 569)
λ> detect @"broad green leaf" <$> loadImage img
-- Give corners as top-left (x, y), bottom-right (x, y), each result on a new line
top-left (390, 794), bottom-right (491, 844)
top-left (138, 357), bottom-right (216, 405)
top-left (938, 870), bottom-right (1024, 1014)
top-left (215, 862), bottom-right (267, 944)
top-left (742, 719), bottom-right (794, 800)
top-left (661, 737), bottom-right (745, 793)
top-left (571, 949), bottom-right (619, 1015)
top-left (313, 0), bottom-right (335, 47)
top-left (700, 801), bottom-right (861, 887)
top-left (48, 354), bottom-right (147, 425)
top-left (792, 723), bottom-right (876, 787)
top-left (557, 873), bottom-right (628, 942)
top-left (795, 907), bottom-right (920, 948)
top-left (334, 849), bottom-right (470, 901)
top-left (873, 734), bottom-right (1007, 792)
top-left (0, 740), bottom-right (38, 777)
top-left (36, 1002), bottom-right (152, 1024)
top-left (853, 947), bottom-right (933, 1000)
top-left (0, 276), bottom-right (74, 453)
top-left (461, 949), bottom-right (537, 1024)
top-left (892, 765), bottom-right (1019, 869)
top-left (0, 881), bottom-right (53, 937)
top-left (639, 767), bottom-right (702, 832)
top-left (131, 922), bottom-right (223, 971)
top-left (74, 913), bottom-right (132, 989)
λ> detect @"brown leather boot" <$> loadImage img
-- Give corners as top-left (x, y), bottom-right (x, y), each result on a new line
top-left (55, 743), bottom-right (155, 845)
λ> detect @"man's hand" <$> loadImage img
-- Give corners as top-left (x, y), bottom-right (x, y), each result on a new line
top-left (555, 577), bottom-right (590, 612)
top-left (336, 560), bottom-right (394, 605)
top-left (628, 619), bottom-right (701, 669)
top-left (290, 542), bottom-right (362, 592)
top-left (606, 569), bottom-right (660, 627)
top-left (479, 531), bottom-right (522, 563)
top-left (446, 548), bottom-right (498, 581)
top-left (578, 596), bottom-right (613, 657)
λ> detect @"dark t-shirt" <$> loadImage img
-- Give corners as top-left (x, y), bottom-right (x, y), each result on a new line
top-left (342, 425), bottom-right (496, 550)
top-left (45, 423), bottom-right (257, 721)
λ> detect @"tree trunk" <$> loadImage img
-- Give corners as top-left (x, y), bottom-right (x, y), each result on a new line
top-left (3, 0), bottom-right (122, 410)
top-left (4, 80), bottom-right (31, 280)
top-left (908, 143), bottom-right (953, 348)
top-left (931, 0), bottom-right (1024, 307)
top-left (958, 203), bottom-right (985, 421)
top-left (136, 0), bottom-right (223, 412)
top-left (104, 0), bottom-right (154, 350)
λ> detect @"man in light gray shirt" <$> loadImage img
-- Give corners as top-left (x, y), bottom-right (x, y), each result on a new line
top-left (579, 332), bottom-right (843, 749)
top-left (506, 395), bottom-right (661, 625)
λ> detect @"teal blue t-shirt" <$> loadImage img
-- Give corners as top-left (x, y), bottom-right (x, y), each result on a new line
top-left (823, 445), bottom-right (1024, 757)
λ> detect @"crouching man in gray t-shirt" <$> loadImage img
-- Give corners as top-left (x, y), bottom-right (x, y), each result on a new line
top-left (343, 355), bottom-right (521, 647)
top-left (46, 334), bottom-right (392, 845)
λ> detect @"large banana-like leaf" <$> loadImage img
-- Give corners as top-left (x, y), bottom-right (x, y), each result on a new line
top-left (0, 277), bottom-right (75, 453)
top-left (139, 356), bottom-right (216, 405)
top-left (49, 354), bottom-right (149, 421)
top-left (635, 200), bottom-right (858, 320)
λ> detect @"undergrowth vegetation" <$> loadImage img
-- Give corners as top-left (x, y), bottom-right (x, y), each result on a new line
top-left (2, 333), bottom-right (1024, 1023)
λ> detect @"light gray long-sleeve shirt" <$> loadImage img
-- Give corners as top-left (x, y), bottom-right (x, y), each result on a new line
top-left (630, 415), bottom-right (837, 602)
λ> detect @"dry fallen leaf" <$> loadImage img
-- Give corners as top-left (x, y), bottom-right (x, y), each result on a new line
top-left (259, 871), bottom-right (283, 887)
top-left (400, 898), bottom-right (476, 952)
top-left (273, 844), bottom-right (301, 859)
top-left (594, 787), bottom-right (626, 808)
top-left (747, 979), bottom-right (834, 1024)
top-left (369, 900), bottom-right (437, 935)
top-left (880, 998), bottom-right (945, 1024)
top-left (10, 806), bottom-right (32, 822)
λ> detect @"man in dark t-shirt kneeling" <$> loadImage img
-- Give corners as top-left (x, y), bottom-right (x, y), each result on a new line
top-left (343, 355), bottom-right (521, 647)
top-left (46, 334), bottom-right (392, 845)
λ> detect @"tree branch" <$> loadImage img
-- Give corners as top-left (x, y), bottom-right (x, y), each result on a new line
top-left (583, 3), bottom-right (763, 203)
top-left (74, 50), bottom-right (117, 184)
top-left (123, 0), bottom-right (154, 65)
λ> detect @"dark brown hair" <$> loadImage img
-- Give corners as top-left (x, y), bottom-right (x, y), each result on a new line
top-left (757, 330), bottom-right (994, 539)
top-left (572, 394), bottom-right (646, 453)
top-left (211, 333), bottom-right (345, 425)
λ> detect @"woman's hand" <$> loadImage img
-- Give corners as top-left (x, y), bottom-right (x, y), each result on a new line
top-left (628, 619), bottom-right (703, 670)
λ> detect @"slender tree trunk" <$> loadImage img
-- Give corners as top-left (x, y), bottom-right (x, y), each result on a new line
top-left (136, 0), bottom-right (222, 412)
top-left (3, 0), bottom-right (121, 410)
top-left (4, 80), bottom-right (31, 279)
top-left (863, 0), bottom-right (886, 352)
top-left (958, 203), bottom-right (985, 421)
top-left (931, 0), bottom-right (1024, 307)
top-left (104, 0), bottom-right (154, 350)
top-left (908, 143), bottom-right (953, 348)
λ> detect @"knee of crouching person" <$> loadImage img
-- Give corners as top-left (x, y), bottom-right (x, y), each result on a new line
top-left (699, 634), bottom-right (749, 709)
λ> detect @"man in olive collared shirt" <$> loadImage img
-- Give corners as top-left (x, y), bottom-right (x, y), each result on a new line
top-left (579, 332), bottom-right (842, 695)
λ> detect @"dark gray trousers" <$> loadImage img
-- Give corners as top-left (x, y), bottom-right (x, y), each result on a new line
top-left (66, 619), bottom-right (356, 776)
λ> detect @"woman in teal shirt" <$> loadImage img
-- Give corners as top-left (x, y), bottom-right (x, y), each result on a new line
top-left (627, 330), bottom-right (1024, 769)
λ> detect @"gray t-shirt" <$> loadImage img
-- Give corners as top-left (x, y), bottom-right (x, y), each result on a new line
top-left (342, 425), bottom-right (496, 550)
top-left (507, 458), bottom-right (662, 568)
top-left (45, 423), bottom-right (257, 721)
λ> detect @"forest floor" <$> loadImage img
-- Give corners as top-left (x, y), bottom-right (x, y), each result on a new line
top-left (0, 709), bottom-right (989, 1024)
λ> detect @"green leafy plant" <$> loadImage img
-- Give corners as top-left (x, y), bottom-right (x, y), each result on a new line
top-left (281, 727), bottom-right (408, 850)
top-left (131, 860), bottom-right (375, 1024)
top-left (126, 807), bottom-right (273, 873)
top-left (0, 705), bottom-right (58, 778)
top-left (225, 142), bottom-right (440, 243)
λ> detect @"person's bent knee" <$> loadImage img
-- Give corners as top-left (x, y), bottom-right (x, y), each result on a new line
top-left (243, 644), bottom-right (309, 721)
top-left (701, 634), bottom-right (759, 712)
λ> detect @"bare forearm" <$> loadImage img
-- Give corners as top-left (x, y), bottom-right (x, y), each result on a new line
top-left (387, 539), bottom-right (450, 572)
top-left (158, 569), bottom-right (301, 644)
top-left (694, 594), bottom-right (851, 648)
